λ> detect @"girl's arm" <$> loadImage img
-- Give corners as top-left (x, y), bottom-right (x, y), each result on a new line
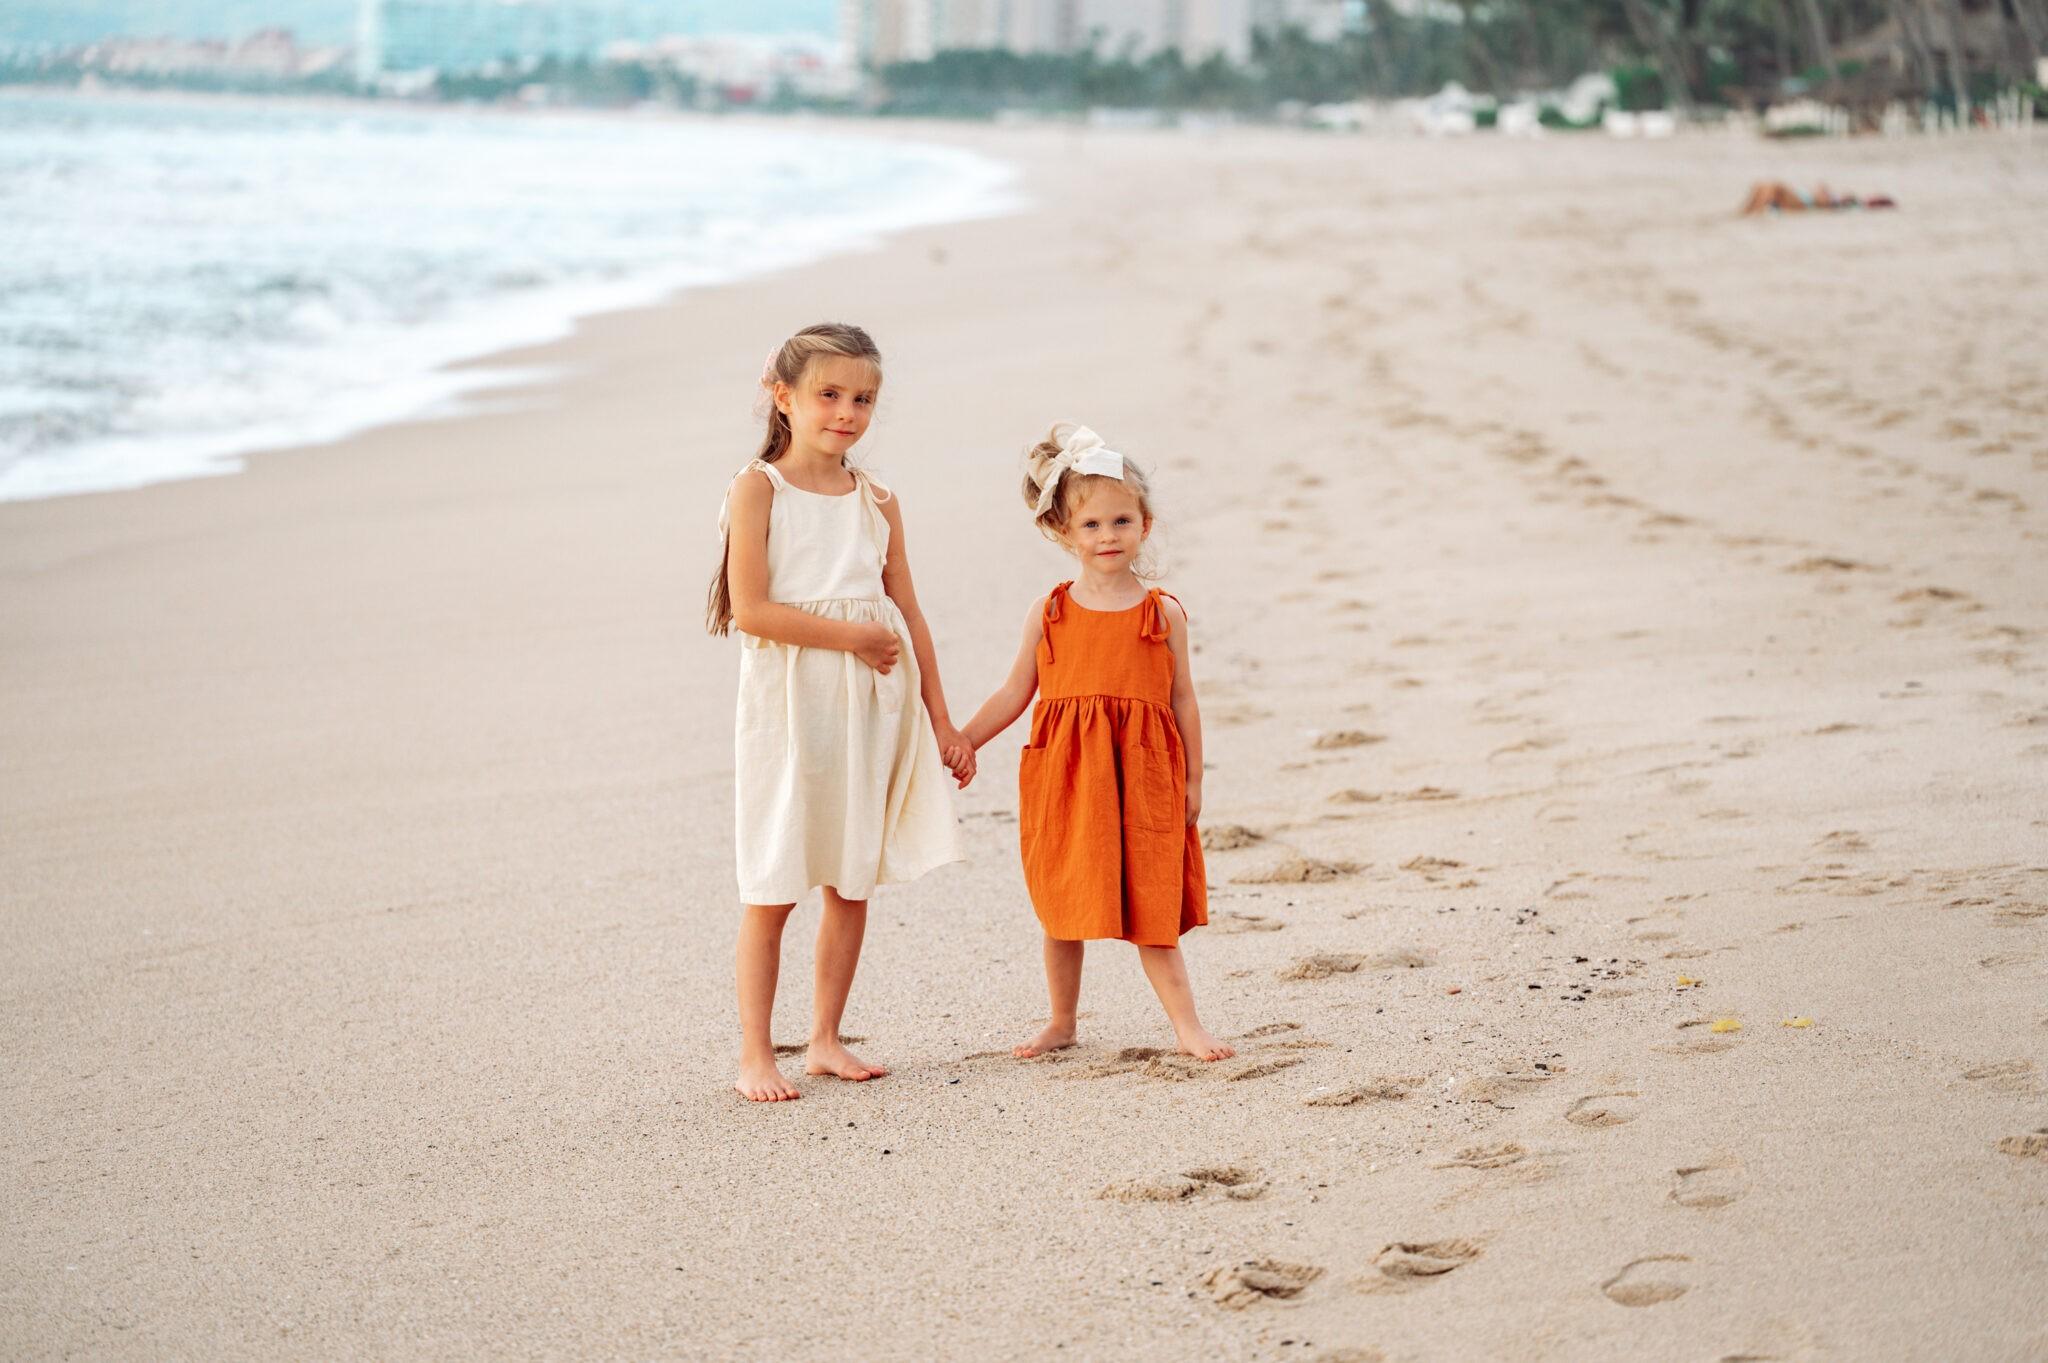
top-left (1160, 597), bottom-right (1204, 826)
top-left (959, 600), bottom-right (1045, 752)
top-left (876, 493), bottom-right (972, 782)
top-left (726, 471), bottom-right (898, 670)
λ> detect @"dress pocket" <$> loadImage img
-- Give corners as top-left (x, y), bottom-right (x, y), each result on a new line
top-left (1122, 744), bottom-right (1185, 834)
top-left (1017, 745), bottom-right (1054, 866)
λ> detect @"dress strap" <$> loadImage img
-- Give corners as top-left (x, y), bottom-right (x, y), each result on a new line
top-left (715, 457), bottom-right (785, 535)
top-left (847, 463), bottom-right (892, 505)
top-left (847, 464), bottom-right (895, 559)
top-left (1040, 581), bottom-right (1073, 662)
top-left (1141, 588), bottom-right (1182, 643)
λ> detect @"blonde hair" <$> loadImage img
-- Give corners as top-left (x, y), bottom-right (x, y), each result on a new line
top-left (706, 322), bottom-right (882, 636)
top-left (1021, 420), bottom-right (1158, 543)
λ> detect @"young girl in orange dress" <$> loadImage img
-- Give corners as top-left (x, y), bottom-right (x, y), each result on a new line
top-left (959, 423), bottom-right (1232, 1062)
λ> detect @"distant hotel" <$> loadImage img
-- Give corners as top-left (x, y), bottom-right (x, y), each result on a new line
top-left (841, 0), bottom-right (1353, 67)
top-left (355, 0), bottom-right (643, 81)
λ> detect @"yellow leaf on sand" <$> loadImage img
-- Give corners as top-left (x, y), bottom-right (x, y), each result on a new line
top-left (1709, 1018), bottom-right (1742, 1034)
top-left (1781, 1016), bottom-right (1813, 1029)
top-left (1676, 975), bottom-right (1701, 988)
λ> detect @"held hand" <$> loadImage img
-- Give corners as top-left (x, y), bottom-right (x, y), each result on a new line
top-left (852, 621), bottom-right (901, 674)
top-left (935, 722), bottom-right (977, 788)
top-left (1185, 780), bottom-right (1203, 827)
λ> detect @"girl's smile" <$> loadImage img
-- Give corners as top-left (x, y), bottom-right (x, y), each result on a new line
top-left (1062, 483), bottom-right (1151, 578)
top-left (776, 355), bottom-right (879, 458)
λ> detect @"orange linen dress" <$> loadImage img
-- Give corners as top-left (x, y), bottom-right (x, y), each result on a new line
top-left (1017, 581), bottom-right (1208, 946)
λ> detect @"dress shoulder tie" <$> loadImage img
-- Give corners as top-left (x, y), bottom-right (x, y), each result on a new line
top-left (847, 464), bottom-right (894, 558)
top-left (1141, 588), bottom-right (1183, 643)
top-left (715, 457), bottom-right (787, 536)
top-left (1041, 581), bottom-right (1074, 662)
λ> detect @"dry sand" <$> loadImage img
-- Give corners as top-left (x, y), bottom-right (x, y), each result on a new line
top-left (3, 122), bottom-right (2045, 1361)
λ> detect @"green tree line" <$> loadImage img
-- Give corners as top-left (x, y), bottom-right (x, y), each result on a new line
top-left (874, 0), bottom-right (2048, 115)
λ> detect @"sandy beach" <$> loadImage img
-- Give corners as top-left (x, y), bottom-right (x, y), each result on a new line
top-left (4, 121), bottom-right (2045, 1360)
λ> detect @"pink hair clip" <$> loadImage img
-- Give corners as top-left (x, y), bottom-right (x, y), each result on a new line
top-left (751, 345), bottom-right (781, 421)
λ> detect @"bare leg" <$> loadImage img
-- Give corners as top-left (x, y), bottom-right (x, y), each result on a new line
top-left (1015, 936), bottom-right (1084, 1057)
top-left (807, 888), bottom-right (886, 1081)
top-left (735, 902), bottom-right (801, 1101)
top-left (1137, 944), bottom-right (1234, 1061)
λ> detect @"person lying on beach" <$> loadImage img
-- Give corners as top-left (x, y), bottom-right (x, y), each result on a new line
top-left (957, 423), bottom-right (1232, 1064)
top-left (1740, 182), bottom-right (1897, 214)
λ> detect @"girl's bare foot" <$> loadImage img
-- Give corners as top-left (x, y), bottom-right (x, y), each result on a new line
top-left (1014, 1022), bottom-right (1077, 1058)
top-left (1175, 1026), bottom-right (1235, 1062)
top-left (735, 1054), bottom-right (801, 1102)
top-left (806, 1036), bottom-right (887, 1081)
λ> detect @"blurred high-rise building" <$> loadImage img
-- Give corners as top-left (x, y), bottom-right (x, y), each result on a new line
top-left (841, 0), bottom-right (1348, 68)
top-left (357, 0), bottom-right (634, 78)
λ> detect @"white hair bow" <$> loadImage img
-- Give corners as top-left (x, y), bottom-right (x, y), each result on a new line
top-left (1033, 424), bottom-right (1126, 515)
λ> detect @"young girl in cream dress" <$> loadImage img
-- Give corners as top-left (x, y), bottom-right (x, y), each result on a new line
top-left (708, 323), bottom-right (967, 1103)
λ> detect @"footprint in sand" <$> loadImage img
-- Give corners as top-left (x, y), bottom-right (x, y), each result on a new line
top-left (1996, 1129), bottom-right (2048, 1161)
top-left (1313, 729), bottom-right (1385, 750)
top-left (1358, 1239), bottom-right (1484, 1293)
top-left (1200, 1258), bottom-right (1324, 1309)
top-left (1433, 1142), bottom-right (1557, 1206)
top-left (1566, 1092), bottom-right (1641, 1128)
top-left (1278, 949), bottom-right (1434, 981)
top-left (1210, 911), bottom-right (1287, 934)
top-left (1602, 1255), bottom-right (1693, 1307)
top-left (1209, 704), bottom-right (1274, 729)
top-left (1306, 1077), bottom-right (1419, 1107)
top-left (1435, 1142), bottom-right (1529, 1170)
top-left (1309, 1351), bottom-right (1386, 1363)
top-left (1227, 1055), bottom-right (1308, 1082)
top-left (1062, 1047), bottom-right (1201, 1082)
top-left (1787, 555), bottom-right (1879, 576)
top-left (1236, 855), bottom-right (1363, 885)
top-left (1239, 1021), bottom-right (1304, 1039)
top-left (1655, 1026), bottom-right (1741, 1059)
top-left (1672, 1156), bottom-right (1750, 1209)
top-left (1063, 1044), bottom-right (1308, 1084)
top-left (1961, 1059), bottom-right (2042, 1094)
top-left (1202, 824), bottom-right (1265, 851)
top-left (1280, 952), bottom-right (1366, 980)
top-left (1456, 1071), bottom-right (1556, 1105)
top-left (1488, 735), bottom-right (1561, 762)
top-left (1101, 1164), bottom-right (1268, 1203)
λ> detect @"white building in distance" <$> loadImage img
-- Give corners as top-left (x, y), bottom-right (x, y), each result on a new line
top-left (843, 0), bottom-right (1349, 67)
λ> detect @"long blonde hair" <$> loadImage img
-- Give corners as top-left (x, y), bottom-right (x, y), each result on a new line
top-left (705, 322), bottom-right (882, 635)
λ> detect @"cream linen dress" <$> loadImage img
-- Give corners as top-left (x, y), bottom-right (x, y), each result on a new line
top-left (720, 457), bottom-right (962, 904)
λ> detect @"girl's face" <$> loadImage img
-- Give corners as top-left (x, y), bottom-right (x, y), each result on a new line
top-left (775, 356), bottom-right (879, 458)
top-left (1060, 481), bottom-right (1150, 571)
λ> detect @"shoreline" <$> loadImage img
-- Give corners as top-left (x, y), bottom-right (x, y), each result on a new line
top-left (0, 88), bottom-right (1022, 503)
top-left (4, 125), bottom-right (2045, 1360)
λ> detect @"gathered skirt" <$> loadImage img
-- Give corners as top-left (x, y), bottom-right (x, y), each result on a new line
top-left (1017, 694), bottom-right (1207, 947)
top-left (734, 595), bottom-right (962, 904)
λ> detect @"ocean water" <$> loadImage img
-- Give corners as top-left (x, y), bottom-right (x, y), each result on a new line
top-left (0, 92), bottom-right (1018, 501)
